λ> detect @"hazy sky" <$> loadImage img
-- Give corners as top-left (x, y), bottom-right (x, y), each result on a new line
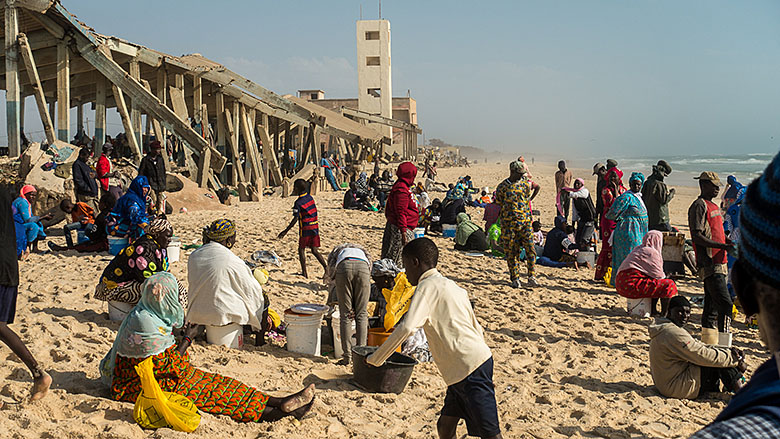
top-left (5, 0), bottom-right (780, 157)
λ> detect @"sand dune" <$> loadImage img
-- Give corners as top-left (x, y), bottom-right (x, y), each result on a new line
top-left (0, 161), bottom-right (764, 439)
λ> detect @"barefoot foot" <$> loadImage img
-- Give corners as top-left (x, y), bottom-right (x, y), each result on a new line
top-left (292, 396), bottom-right (315, 420)
top-left (281, 384), bottom-right (315, 413)
top-left (30, 371), bottom-right (51, 401)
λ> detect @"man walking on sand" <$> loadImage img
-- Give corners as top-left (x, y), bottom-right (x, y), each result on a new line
top-left (554, 160), bottom-right (573, 221)
top-left (688, 172), bottom-right (735, 346)
top-left (0, 185), bottom-right (51, 401)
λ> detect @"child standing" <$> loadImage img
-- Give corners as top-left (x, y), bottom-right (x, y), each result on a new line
top-left (367, 238), bottom-right (501, 439)
top-left (278, 179), bottom-right (327, 278)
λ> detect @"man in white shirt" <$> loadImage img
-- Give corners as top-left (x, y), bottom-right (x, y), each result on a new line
top-left (367, 238), bottom-right (501, 439)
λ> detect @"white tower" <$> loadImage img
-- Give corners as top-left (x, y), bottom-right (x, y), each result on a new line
top-left (356, 20), bottom-right (393, 143)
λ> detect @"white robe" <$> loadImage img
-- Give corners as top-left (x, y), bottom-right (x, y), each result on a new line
top-left (187, 242), bottom-right (264, 330)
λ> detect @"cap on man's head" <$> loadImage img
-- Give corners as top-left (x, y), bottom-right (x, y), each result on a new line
top-left (592, 162), bottom-right (605, 175)
top-left (694, 171), bottom-right (721, 185)
top-left (656, 160), bottom-right (672, 174)
top-left (669, 296), bottom-right (691, 310)
top-left (606, 159), bottom-right (618, 169)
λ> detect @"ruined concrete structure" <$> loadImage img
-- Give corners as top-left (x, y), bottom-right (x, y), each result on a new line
top-left (1, 0), bottom-right (412, 197)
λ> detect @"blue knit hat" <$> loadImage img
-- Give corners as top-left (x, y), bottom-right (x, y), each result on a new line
top-left (739, 150), bottom-right (780, 289)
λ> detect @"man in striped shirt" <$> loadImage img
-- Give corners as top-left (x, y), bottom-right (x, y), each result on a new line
top-left (278, 179), bottom-right (327, 278)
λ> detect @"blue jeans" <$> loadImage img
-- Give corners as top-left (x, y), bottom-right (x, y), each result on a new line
top-left (64, 222), bottom-right (92, 248)
top-left (536, 256), bottom-right (568, 268)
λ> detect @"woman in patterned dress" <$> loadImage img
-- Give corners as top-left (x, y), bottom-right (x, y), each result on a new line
top-left (100, 272), bottom-right (315, 422)
top-left (594, 167), bottom-right (626, 282)
top-left (606, 172), bottom-right (649, 280)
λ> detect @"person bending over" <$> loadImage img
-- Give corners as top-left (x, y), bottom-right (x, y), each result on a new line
top-left (648, 296), bottom-right (745, 400)
top-left (454, 213), bottom-right (489, 252)
top-left (368, 238), bottom-right (501, 439)
top-left (615, 230), bottom-right (677, 316)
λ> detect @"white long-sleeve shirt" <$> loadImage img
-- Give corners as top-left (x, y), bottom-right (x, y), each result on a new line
top-left (366, 268), bottom-right (492, 386)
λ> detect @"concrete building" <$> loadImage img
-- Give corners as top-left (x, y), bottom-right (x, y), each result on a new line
top-left (356, 20), bottom-right (392, 142)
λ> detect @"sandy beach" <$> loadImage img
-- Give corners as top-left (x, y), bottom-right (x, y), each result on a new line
top-left (0, 160), bottom-right (765, 439)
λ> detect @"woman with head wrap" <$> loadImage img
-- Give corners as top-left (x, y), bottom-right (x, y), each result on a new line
top-left (94, 217), bottom-right (185, 307)
top-left (616, 230), bottom-right (678, 316)
top-left (100, 272), bottom-right (315, 422)
top-left (594, 167), bottom-right (627, 282)
top-left (454, 212), bottom-right (488, 252)
top-left (721, 175), bottom-right (744, 211)
top-left (187, 219), bottom-right (268, 345)
top-left (106, 176), bottom-right (151, 240)
top-left (11, 185), bottom-right (52, 255)
top-left (381, 162), bottom-right (419, 265)
top-left (537, 216), bottom-right (581, 269)
top-left (605, 172), bottom-right (649, 283)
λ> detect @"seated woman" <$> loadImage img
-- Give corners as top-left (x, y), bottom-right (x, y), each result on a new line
top-left (538, 216), bottom-right (581, 269)
top-left (615, 230), bottom-right (678, 316)
top-left (343, 182), bottom-right (372, 211)
top-left (454, 212), bottom-right (488, 252)
top-left (106, 176), bottom-right (151, 240)
top-left (440, 197), bottom-right (465, 226)
top-left (187, 220), bottom-right (268, 345)
top-left (414, 183), bottom-right (431, 210)
top-left (94, 218), bottom-right (184, 307)
top-left (99, 272), bottom-right (315, 422)
top-left (483, 193), bottom-right (500, 231)
top-left (12, 185), bottom-right (52, 255)
top-left (418, 198), bottom-right (442, 234)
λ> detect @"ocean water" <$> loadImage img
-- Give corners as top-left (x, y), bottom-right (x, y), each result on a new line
top-left (569, 153), bottom-right (775, 188)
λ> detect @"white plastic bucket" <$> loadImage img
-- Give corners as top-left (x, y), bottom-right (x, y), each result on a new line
top-left (443, 224), bottom-right (456, 238)
top-left (167, 238), bottom-right (181, 264)
top-left (331, 310), bottom-right (356, 359)
top-left (577, 251), bottom-right (596, 265)
top-left (627, 298), bottom-right (652, 318)
top-left (413, 227), bottom-right (425, 239)
top-left (285, 310), bottom-right (323, 356)
top-left (206, 323), bottom-right (243, 349)
top-left (108, 300), bottom-right (135, 322)
top-left (108, 236), bottom-right (129, 256)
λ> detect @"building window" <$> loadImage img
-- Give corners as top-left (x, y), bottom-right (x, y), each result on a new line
top-left (310, 93), bottom-right (319, 100)
top-left (366, 56), bottom-right (380, 66)
top-left (367, 88), bottom-right (381, 98)
top-left (365, 31), bottom-right (380, 40)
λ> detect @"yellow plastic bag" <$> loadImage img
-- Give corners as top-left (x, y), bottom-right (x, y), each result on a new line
top-left (268, 308), bottom-right (281, 328)
top-left (603, 267), bottom-right (614, 288)
top-left (382, 272), bottom-right (416, 331)
top-left (133, 357), bottom-right (201, 432)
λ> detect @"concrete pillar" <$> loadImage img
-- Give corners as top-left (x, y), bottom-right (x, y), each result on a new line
top-left (56, 41), bottom-right (70, 142)
top-left (4, 4), bottom-right (20, 155)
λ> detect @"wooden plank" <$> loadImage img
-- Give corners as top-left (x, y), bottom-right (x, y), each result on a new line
top-left (240, 104), bottom-right (263, 189)
top-left (129, 60), bottom-right (142, 147)
top-left (342, 106), bottom-right (422, 134)
top-left (111, 83), bottom-right (142, 160)
top-left (168, 85), bottom-right (188, 120)
top-left (55, 40), bottom-right (69, 141)
top-left (192, 74), bottom-right (202, 122)
top-left (155, 67), bottom-right (167, 140)
top-left (223, 104), bottom-right (245, 183)
top-left (196, 146), bottom-right (211, 188)
top-left (17, 32), bottom-right (55, 144)
top-left (256, 116), bottom-right (283, 186)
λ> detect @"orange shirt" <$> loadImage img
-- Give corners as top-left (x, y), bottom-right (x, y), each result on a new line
top-left (72, 202), bottom-right (95, 224)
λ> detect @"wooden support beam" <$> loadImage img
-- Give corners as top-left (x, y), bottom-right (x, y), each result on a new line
top-left (155, 66), bottom-right (167, 142)
top-left (129, 60), bottom-right (142, 147)
top-left (192, 74), bottom-right (202, 122)
top-left (223, 103), bottom-right (245, 183)
top-left (17, 32), bottom-right (55, 144)
top-left (341, 106), bottom-right (422, 134)
top-left (94, 74), bottom-right (106, 151)
top-left (196, 146), bottom-right (211, 188)
top-left (215, 91), bottom-right (234, 185)
top-left (56, 40), bottom-right (69, 141)
top-left (257, 114), bottom-right (283, 186)
top-left (240, 104), bottom-right (263, 189)
top-left (76, 101), bottom-right (83, 137)
top-left (111, 84), bottom-right (142, 160)
top-left (5, 4), bottom-right (20, 156)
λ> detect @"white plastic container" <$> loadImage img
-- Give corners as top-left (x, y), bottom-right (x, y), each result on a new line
top-left (577, 251), bottom-right (596, 266)
top-left (206, 323), bottom-right (244, 349)
top-left (167, 237), bottom-right (181, 264)
top-left (442, 224), bottom-right (456, 238)
top-left (331, 309), bottom-right (356, 359)
top-left (285, 310), bottom-right (324, 356)
top-left (108, 236), bottom-right (129, 256)
top-left (108, 300), bottom-right (135, 322)
top-left (627, 298), bottom-right (652, 318)
top-left (413, 227), bottom-right (425, 239)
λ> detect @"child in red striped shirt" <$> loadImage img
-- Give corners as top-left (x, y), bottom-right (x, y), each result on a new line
top-left (278, 179), bottom-right (327, 278)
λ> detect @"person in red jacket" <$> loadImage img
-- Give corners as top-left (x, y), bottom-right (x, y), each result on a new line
top-left (381, 162), bottom-right (420, 264)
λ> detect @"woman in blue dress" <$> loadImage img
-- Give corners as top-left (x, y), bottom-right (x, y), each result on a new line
top-left (606, 172), bottom-right (649, 281)
top-left (11, 185), bottom-right (51, 255)
top-left (106, 176), bottom-right (151, 240)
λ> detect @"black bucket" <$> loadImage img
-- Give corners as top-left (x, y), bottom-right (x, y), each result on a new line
top-left (351, 346), bottom-right (418, 394)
